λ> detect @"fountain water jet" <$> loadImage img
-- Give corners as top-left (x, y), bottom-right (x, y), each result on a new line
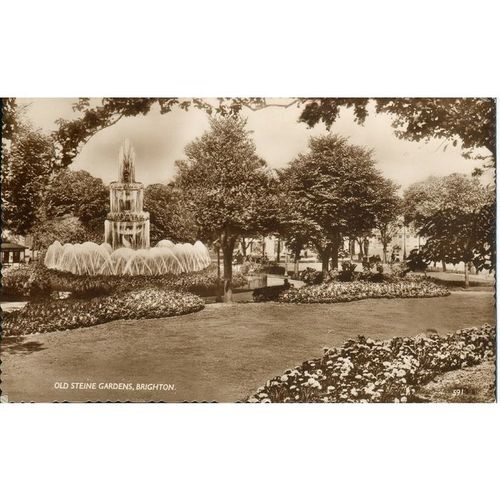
top-left (44, 141), bottom-right (211, 276)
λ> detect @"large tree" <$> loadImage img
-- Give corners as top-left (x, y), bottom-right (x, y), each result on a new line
top-left (403, 174), bottom-right (494, 287)
top-left (176, 116), bottom-right (278, 301)
top-left (144, 183), bottom-right (197, 245)
top-left (1, 119), bottom-right (55, 235)
top-left (284, 134), bottom-right (393, 274)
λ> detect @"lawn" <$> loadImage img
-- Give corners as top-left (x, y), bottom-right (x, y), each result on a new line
top-left (0, 291), bottom-right (495, 402)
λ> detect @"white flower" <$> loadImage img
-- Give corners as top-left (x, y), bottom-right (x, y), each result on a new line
top-left (280, 375), bottom-right (288, 382)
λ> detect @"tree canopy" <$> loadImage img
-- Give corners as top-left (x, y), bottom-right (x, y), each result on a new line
top-left (282, 134), bottom-right (395, 273)
top-left (403, 174), bottom-right (495, 285)
top-left (49, 97), bottom-right (495, 170)
top-left (298, 98), bottom-right (495, 158)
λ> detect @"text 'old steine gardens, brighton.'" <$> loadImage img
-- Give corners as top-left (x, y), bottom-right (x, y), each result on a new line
top-left (0, 97), bottom-right (496, 403)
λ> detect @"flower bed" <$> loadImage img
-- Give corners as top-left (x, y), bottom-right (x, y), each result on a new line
top-left (11, 263), bottom-right (247, 298)
top-left (2, 289), bottom-right (205, 336)
top-left (278, 278), bottom-right (449, 304)
top-left (247, 324), bottom-right (495, 403)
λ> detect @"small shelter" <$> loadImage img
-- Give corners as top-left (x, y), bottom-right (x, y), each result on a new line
top-left (1, 241), bottom-right (27, 266)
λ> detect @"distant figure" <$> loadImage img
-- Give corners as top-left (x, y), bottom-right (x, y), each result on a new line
top-left (391, 251), bottom-right (396, 263)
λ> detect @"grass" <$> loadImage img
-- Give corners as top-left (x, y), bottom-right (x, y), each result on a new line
top-left (1, 291), bottom-right (494, 402)
top-left (415, 360), bottom-right (496, 403)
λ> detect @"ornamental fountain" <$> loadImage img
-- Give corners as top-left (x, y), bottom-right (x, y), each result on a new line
top-left (104, 140), bottom-right (150, 250)
top-left (44, 141), bottom-right (211, 276)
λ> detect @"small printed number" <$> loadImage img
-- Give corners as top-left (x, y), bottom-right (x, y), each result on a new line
top-left (452, 389), bottom-right (464, 397)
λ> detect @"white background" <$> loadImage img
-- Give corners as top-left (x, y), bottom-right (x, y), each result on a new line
top-left (1, 1), bottom-right (498, 499)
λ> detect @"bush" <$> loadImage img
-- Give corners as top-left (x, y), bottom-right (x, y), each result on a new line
top-left (246, 324), bottom-right (495, 403)
top-left (2, 289), bottom-right (205, 336)
top-left (406, 249), bottom-right (429, 272)
top-left (23, 263), bottom-right (247, 298)
top-left (1, 265), bottom-right (34, 298)
top-left (299, 267), bottom-right (324, 285)
top-left (278, 277), bottom-right (449, 304)
top-left (337, 260), bottom-right (357, 282)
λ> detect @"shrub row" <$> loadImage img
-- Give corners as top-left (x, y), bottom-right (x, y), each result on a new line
top-left (2, 263), bottom-right (247, 299)
top-left (278, 278), bottom-right (449, 304)
top-left (247, 324), bottom-right (495, 403)
top-left (2, 289), bottom-right (205, 337)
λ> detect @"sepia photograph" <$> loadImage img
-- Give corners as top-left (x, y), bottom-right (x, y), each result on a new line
top-left (2, 3), bottom-right (500, 499)
top-left (0, 97), bottom-right (496, 403)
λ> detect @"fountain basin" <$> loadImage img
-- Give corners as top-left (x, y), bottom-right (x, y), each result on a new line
top-left (44, 240), bottom-right (211, 276)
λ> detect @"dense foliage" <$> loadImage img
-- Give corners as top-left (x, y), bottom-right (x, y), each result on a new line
top-left (44, 169), bottom-right (109, 233)
top-left (144, 183), bottom-right (197, 244)
top-left (2, 289), bottom-right (204, 337)
top-left (1, 121), bottom-right (56, 235)
top-left (247, 324), bottom-right (495, 403)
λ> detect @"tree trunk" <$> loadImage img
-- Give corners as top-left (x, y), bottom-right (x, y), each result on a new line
top-left (222, 245), bottom-right (234, 302)
top-left (382, 243), bottom-right (388, 264)
top-left (261, 236), bottom-right (265, 258)
top-left (276, 238), bottom-right (281, 263)
top-left (216, 247), bottom-right (222, 301)
top-left (321, 254), bottom-right (330, 274)
top-left (331, 241), bottom-right (340, 271)
top-left (351, 238), bottom-right (356, 259)
top-left (464, 261), bottom-right (469, 288)
top-left (294, 248), bottom-right (300, 276)
top-left (357, 239), bottom-right (364, 261)
top-left (241, 237), bottom-right (247, 257)
top-left (441, 260), bottom-right (447, 272)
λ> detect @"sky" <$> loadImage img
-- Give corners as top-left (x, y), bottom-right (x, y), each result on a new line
top-left (17, 98), bottom-right (493, 190)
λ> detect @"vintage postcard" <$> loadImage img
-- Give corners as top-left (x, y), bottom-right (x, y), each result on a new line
top-left (0, 97), bottom-right (496, 403)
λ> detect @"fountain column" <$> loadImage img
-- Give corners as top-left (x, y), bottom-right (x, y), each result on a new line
top-left (104, 140), bottom-right (150, 250)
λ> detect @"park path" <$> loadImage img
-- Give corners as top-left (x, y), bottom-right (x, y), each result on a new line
top-left (1, 291), bottom-right (495, 403)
